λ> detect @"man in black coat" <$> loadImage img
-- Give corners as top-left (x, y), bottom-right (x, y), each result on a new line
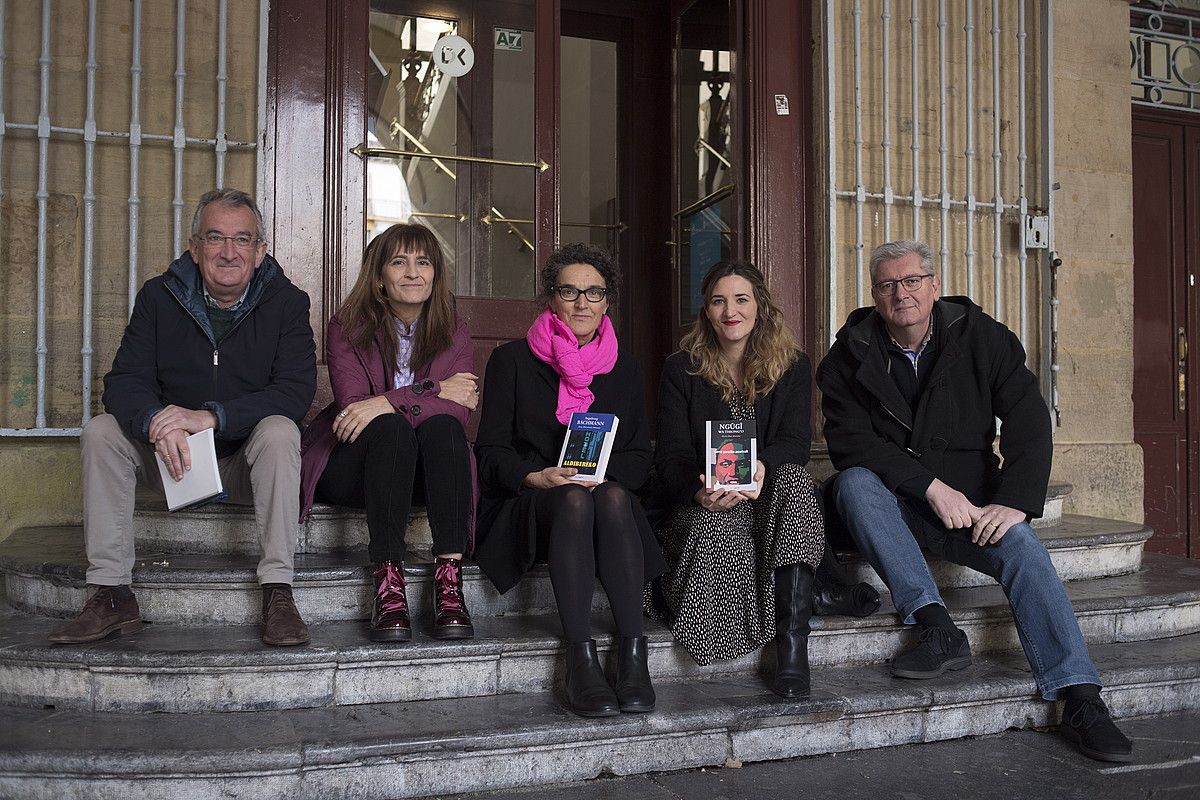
top-left (818, 240), bottom-right (1131, 762)
top-left (48, 189), bottom-right (316, 647)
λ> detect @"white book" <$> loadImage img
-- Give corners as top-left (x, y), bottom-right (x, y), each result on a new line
top-left (557, 412), bottom-right (619, 483)
top-left (155, 427), bottom-right (225, 511)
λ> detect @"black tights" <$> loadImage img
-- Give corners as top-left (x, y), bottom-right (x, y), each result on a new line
top-left (534, 482), bottom-right (645, 643)
top-left (315, 414), bottom-right (471, 562)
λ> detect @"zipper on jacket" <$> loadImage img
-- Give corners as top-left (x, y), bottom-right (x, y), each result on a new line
top-left (880, 402), bottom-right (913, 432)
top-left (213, 349), bottom-right (219, 388)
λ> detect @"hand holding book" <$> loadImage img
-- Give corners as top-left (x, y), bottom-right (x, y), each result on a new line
top-left (693, 459), bottom-right (765, 510)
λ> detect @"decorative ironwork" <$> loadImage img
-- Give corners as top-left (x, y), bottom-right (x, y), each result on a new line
top-left (1131, 2), bottom-right (1200, 114)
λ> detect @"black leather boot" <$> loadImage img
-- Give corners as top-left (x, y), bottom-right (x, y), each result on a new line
top-left (564, 640), bottom-right (620, 717)
top-left (615, 635), bottom-right (655, 713)
top-left (772, 563), bottom-right (814, 698)
top-left (812, 581), bottom-right (881, 618)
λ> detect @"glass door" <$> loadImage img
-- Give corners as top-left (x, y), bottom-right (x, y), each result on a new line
top-left (673, 0), bottom-right (738, 335)
top-left (360, 0), bottom-right (546, 345)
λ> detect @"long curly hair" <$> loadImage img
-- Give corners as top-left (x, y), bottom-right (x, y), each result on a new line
top-left (336, 223), bottom-right (455, 373)
top-left (679, 260), bottom-right (798, 404)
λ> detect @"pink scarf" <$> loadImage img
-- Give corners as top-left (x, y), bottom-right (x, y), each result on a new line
top-left (526, 308), bottom-right (619, 424)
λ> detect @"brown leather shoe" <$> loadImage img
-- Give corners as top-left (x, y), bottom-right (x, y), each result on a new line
top-left (370, 561), bottom-right (411, 642)
top-left (48, 585), bottom-right (143, 644)
top-left (261, 585), bottom-right (309, 646)
top-left (432, 556), bottom-right (473, 639)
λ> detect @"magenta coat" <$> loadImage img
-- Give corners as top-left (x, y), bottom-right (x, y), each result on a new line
top-left (299, 314), bottom-right (479, 551)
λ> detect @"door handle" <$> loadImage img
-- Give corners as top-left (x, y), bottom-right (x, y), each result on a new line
top-left (1179, 327), bottom-right (1188, 412)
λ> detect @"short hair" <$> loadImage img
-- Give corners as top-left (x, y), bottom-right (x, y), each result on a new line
top-left (868, 240), bottom-right (934, 282)
top-left (539, 243), bottom-right (619, 303)
top-left (190, 189), bottom-right (267, 245)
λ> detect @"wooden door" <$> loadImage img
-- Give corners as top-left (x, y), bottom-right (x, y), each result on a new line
top-left (1133, 112), bottom-right (1200, 558)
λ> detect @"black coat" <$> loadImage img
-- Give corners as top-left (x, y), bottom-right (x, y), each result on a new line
top-left (102, 252), bottom-right (316, 458)
top-left (652, 350), bottom-right (815, 509)
top-left (473, 339), bottom-right (666, 593)
top-left (817, 296), bottom-right (1052, 520)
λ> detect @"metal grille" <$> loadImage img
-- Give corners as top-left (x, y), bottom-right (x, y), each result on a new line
top-left (822, 0), bottom-right (1058, 414)
top-left (1131, 1), bottom-right (1200, 115)
top-left (0, 0), bottom-right (268, 436)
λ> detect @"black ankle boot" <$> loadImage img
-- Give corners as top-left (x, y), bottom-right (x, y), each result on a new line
top-left (772, 563), bottom-right (814, 698)
top-left (564, 640), bottom-right (620, 718)
top-left (615, 636), bottom-right (655, 713)
top-left (812, 581), bottom-right (881, 618)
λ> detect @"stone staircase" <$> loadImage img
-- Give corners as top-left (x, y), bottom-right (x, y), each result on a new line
top-left (1, 484), bottom-right (1199, 798)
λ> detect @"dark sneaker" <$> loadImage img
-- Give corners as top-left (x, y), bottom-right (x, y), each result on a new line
top-left (891, 625), bottom-right (972, 679)
top-left (47, 585), bottom-right (143, 644)
top-left (1060, 697), bottom-right (1134, 762)
top-left (261, 585), bottom-right (310, 646)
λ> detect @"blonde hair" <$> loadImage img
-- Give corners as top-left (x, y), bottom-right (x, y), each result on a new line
top-left (679, 260), bottom-right (798, 404)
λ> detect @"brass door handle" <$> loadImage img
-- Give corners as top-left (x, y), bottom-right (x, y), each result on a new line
top-left (1179, 326), bottom-right (1188, 364)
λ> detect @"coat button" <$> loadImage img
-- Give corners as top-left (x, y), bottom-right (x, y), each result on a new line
top-left (398, 405), bottom-right (408, 414)
top-left (930, 437), bottom-right (947, 451)
top-left (411, 404), bottom-right (421, 416)
top-left (424, 380), bottom-right (434, 391)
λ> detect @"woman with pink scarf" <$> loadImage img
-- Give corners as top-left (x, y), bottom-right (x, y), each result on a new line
top-left (474, 243), bottom-right (666, 718)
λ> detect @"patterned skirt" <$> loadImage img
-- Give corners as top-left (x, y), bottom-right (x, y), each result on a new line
top-left (647, 463), bottom-right (826, 665)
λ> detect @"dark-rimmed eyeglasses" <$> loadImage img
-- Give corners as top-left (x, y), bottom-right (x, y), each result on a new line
top-left (198, 232), bottom-right (261, 249)
top-left (553, 285), bottom-right (608, 303)
top-left (871, 273), bottom-right (933, 296)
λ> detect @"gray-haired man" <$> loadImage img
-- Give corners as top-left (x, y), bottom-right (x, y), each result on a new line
top-left (818, 240), bottom-right (1132, 762)
top-left (49, 189), bottom-right (316, 647)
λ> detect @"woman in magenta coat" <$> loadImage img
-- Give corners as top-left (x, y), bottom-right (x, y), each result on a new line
top-left (300, 223), bottom-right (478, 642)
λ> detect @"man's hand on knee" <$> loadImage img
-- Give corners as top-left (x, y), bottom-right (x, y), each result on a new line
top-left (149, 405), bottom-right (217, 442)
top-left (970, 503), bottom-right (1025, 546)
top-left (924, 479), bottom-right (981, 530)
top-left (155, 428), bottom-right (192, 481)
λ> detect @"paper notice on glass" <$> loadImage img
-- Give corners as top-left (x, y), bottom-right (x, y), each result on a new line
top-left (155, 427), bottom-right (225, 511)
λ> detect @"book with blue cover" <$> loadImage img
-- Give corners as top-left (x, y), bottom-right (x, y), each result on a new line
top-left (557, 412), bottom-right (620, 482)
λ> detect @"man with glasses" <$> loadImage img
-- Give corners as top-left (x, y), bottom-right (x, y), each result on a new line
top-left (817, 240), bottom-right (1132, 762)
top-left (48, 189), bottom-right (316, 647)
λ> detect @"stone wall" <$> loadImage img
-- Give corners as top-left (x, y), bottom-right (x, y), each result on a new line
top-left (819, 0), bottom-right (1142, 523)
top-left (1048, 0), bottom-right (1141, 522)
top-left (0, 1), bottom-right (259, 541)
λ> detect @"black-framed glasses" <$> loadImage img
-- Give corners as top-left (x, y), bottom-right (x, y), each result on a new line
top-left (553, 285), bottom-right (608, 303)
top-left (198, 232), bottom-right (261, 249)
top-left (871, 273), bottom-right (933, 296)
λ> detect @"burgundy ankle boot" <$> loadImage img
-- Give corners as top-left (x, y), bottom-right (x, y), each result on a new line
top-left (370, 560), bottom-right (411, 642)
top-left (432, 556), bottom-right (473, 639)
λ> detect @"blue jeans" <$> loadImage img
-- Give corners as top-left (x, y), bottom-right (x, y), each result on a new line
top-left (831, 467), bottom-right (1101, 700)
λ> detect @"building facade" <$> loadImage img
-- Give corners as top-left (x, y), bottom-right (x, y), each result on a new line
top-left (0, 0), bottom-right (1191, 557)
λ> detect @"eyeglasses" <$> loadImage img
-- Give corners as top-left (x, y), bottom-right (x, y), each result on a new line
top-left (553, 285), bottom-right (608, 303)
top-left (871, 273), bottom-right (933, 296)
top-left (197, 232), bottom-right (261, 249)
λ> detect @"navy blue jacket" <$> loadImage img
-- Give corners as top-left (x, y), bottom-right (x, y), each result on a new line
top-left (102, 252), bottom-right (316, 458)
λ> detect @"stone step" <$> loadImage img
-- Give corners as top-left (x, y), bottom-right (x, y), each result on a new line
top-left (0, 632), bottom-right (1196, 800)
top-left (0, 515), bottom-right (1149, 626)
top-left (2, 553), bottom-right (1195, 714)
top-left (129, 481), bottom-right (1077, 556)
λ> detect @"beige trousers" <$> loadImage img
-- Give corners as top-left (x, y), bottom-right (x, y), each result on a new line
top-left (82, 413), bottom-right (300, 586)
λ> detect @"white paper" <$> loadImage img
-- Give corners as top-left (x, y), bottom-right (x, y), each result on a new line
top-left (155, 427), bottom-right (224, 511)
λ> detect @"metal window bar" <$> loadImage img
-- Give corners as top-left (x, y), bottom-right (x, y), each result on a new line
top-left (824, 0), bottom-right (1055, 416)
top-left (0, 1), bottom-right (265, 437)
